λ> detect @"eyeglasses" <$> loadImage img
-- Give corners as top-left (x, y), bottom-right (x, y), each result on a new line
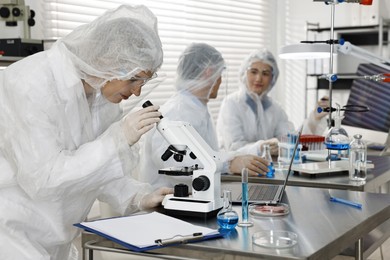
top-left (129, 72), bottom-right (158, 87)
top-left (247, 68), bottom-right (272, 77)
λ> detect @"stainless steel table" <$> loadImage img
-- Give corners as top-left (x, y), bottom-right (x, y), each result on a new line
top-left (82, 186), bottom-right (390, 260)
top-left (221, 155), bottom-right (390, 192)
top-left (221, 154), bottom-right (390, 258)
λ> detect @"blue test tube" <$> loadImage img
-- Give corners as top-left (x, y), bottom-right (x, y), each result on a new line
top-left (238, 168), bottom-right (253, 227)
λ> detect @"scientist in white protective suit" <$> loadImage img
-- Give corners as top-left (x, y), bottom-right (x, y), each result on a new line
top-left (216, 48), bottom-right (329, 156)
top-left (138, 43), bottom-right (270, 189)
top-left (0, 5), bottom-right (173, 260)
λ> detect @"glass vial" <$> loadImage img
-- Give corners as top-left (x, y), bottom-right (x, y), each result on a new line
top-left (261, 144), bottom-right (275, 178)
top-left (349, 134), bottom-right (367, 182)
top-left (217, 190), bottom-right (238, 230)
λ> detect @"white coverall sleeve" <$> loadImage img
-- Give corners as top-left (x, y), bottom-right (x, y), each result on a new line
top-left (217, 98), bottom-right (249, 151)
top-left (98, 176), bottom-right (153, 215)
top-left (217, 98), bottom-right (264, 156)
top-left (11, 99), bottom-right (132, 201)
top-left (302, 110), bottom-right (328, 135)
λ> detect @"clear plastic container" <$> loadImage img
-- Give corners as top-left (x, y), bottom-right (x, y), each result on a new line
top-left (349, 134), bottom-right (367, 182)
top-left (252, 230), bottom-right (298, 248)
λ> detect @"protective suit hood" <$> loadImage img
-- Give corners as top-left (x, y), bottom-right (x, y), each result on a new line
top-left (238, 48), bottom-right (279, 99)
top-left (175, 43), bottom-right (225, 101)
top-left (60, 5), bottom-right (163, 90)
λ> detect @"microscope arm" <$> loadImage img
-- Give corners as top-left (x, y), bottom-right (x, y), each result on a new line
top-left (157, 117), bottom-right (224, 202)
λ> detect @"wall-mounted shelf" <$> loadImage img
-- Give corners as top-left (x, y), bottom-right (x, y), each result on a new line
top-left (309, 24), bottom-right (389, 46)
top-left (0, 56), bottom-right (21, 67)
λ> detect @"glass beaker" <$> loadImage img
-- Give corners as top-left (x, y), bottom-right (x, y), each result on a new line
top-left (324, 104), bottom-right (349, 159)
top-left (217, 190), bottom-right (239, 230)
top-left (261, 144), bottom-right (275, 178)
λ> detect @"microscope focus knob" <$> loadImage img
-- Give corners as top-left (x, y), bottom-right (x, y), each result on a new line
top-left (192, 175), bottom-right (210, 191)
top-left (174, 184), bottom-right (189, 197)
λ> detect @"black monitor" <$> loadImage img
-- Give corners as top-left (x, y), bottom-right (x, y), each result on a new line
top-left (342, 63), bottom-right (390, 134)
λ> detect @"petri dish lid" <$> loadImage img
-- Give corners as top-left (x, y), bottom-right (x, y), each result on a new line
top-left (249, 202), bottom-right (289, 217)
top-left (252, 230), bottom-right (298, 248)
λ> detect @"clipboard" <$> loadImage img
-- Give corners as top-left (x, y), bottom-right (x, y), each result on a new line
top-left (74, 211), bottom-right (222, 252)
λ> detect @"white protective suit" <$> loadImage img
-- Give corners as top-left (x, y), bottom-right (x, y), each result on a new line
top-left (0, 5), bottom-right (163, 260)
top-left (139, 43), bottom-right (232, 189)
top-left (216, 49), bottom-right (327, 155)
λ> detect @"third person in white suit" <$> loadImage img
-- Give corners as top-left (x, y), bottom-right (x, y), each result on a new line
top-left (216, 49), bottom-right (329, 156)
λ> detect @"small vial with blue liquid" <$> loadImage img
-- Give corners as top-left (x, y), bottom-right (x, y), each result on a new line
top-left (217, 190), bottom-right (238, 230)
top-left (261, 144), bottom-right (275, 178)
top-left (238, 168), bottom-right (253, 227)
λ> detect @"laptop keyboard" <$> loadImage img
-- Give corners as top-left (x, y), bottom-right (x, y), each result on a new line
top-left (238, 185), bottom-right (279, 201)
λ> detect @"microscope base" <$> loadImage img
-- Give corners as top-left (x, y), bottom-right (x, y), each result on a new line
top-left (162, 195), bottom-right (223, 218)
top-left (164, 207), bottom-right (221, 219)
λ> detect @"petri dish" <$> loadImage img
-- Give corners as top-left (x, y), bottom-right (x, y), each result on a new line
top-left (249, 202), bottom-right (289, 217)
top-left (252, 230), bottom-right (298, 248)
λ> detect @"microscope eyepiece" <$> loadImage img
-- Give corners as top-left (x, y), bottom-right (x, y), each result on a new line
top-left (142, 100), bottom-right (163, 119)
top-left (173, 153), bottom-right (184, 162)
top-left (161, 145), bottom-right (187, 162)
top-left (161, 148), bottom-right (173, 161)
top-left (142, 100), bottom-right (153, 108)
top-left (189, 152), bottom-right (197, 159)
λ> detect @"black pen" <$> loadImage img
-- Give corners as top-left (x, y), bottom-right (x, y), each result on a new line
top-left (155, 232), bottom-right (203, 246)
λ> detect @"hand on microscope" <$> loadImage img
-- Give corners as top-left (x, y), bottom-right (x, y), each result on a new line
top-left (122, 105), bottom-right (162, 145)
top-left (229, 155), bottom-right (270, 177)
top-left (139, 187), bottom-right (174, 210)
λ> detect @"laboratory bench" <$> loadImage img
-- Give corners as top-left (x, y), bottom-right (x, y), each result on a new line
top-left (80, 154), bottom-right (390, 259)
top-left (81, 186), bottom-right (390, 260)
top-left (220, 154), bottom-right (390, 259)
top-left (221, 155), bottom-right (390, 193)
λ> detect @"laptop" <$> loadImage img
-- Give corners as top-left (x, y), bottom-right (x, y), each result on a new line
top-left (222, 127), bottom-right (302, 205)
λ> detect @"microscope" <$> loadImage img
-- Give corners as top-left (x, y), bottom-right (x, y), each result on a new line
top-left (143, 101), bottom-right (224, 218)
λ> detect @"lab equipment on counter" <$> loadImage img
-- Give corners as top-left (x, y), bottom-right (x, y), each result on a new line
top-left (349, 134), bottom-right (367, 182)
top-left (238, 168), bottom-right (253, 227)
top-left (300, 135), bottom-right (325, 151)
top-left (249, 203), bottom-right (290, 217)
top-left (261, 144), bottom-right (275, 178)
top-left (278, 132), bottom-right (302, 167)
top-left (324, 104), bottom-right (350, 160)
top-left (217, 190), bottom-right (238, 230)
top-left (143, 101), bottom-right (223, 218)
top-left (299, 135), bottom-right (327, 162)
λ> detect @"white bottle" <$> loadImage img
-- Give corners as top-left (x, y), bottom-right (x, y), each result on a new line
top-left (349, 134), bottom-right (367, 182)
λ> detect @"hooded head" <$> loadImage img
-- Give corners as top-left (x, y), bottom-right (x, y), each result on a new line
top-left (239, 49), bottom-right (279, 96)
top-left (59, 5), bottom-right (163, 90)
top-left (175, 43), bottom-right (225, 101)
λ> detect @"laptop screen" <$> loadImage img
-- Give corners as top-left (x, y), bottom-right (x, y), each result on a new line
top-left (277, 126), bottom-right (303, 202)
